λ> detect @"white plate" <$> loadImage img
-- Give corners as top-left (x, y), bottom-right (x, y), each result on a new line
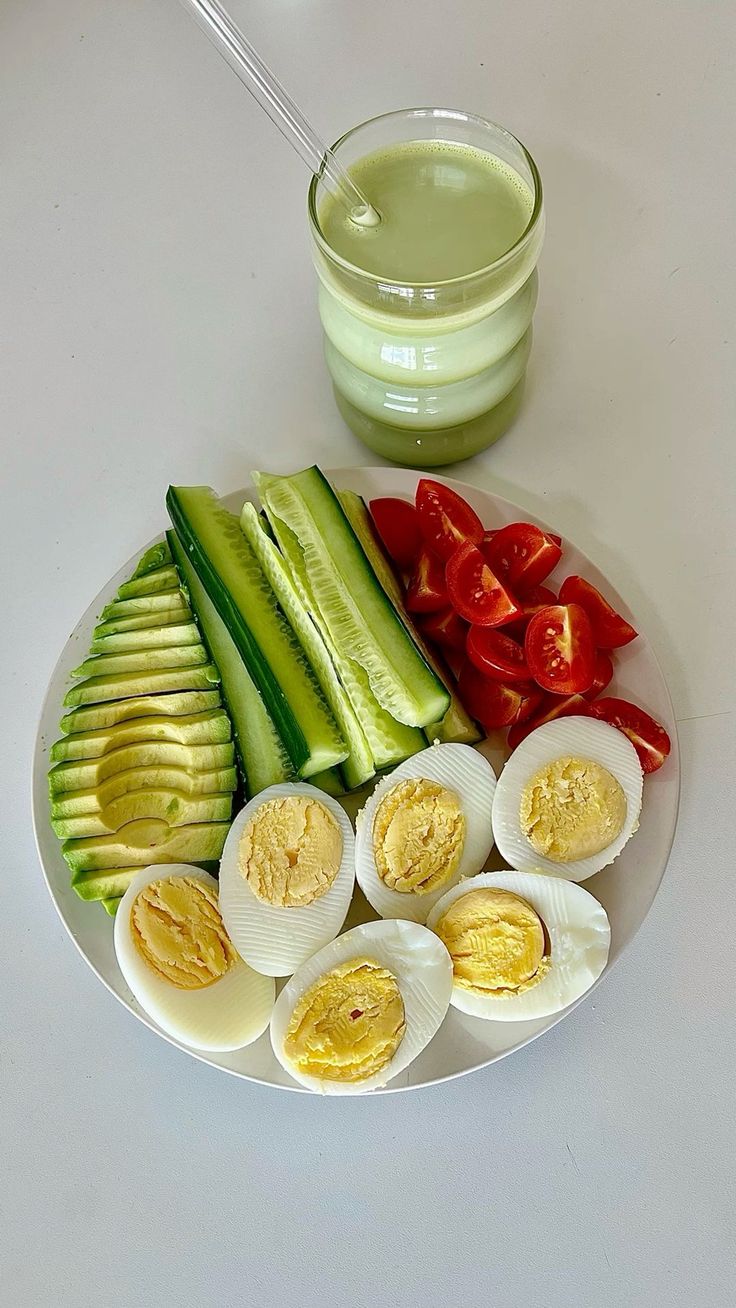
top-left (32, 468), bottom-right (680, 1093)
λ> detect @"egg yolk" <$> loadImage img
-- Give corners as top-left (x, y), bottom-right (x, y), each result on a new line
top-left (373, 777), bottom-right (465, 895)
top-left (239, 795), bottom-right (342, 907)
top-left (131, 876), bottom-right (236, 990)
top-left (435, 887), bottom-right (549, 995)
top-left (520, 755), bottom-right (626, 862)
top-left (284, 957), bottom-right (406, 1083)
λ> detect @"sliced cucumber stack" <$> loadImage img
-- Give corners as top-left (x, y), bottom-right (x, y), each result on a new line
top-left (338, 490), bottom-right (482, 747)
top-left (254, 467), bottom-right (450, 729)
top-left (166, 528), bottom-right (293, 795)
top-left (166, 485), bottom-right (347, 779)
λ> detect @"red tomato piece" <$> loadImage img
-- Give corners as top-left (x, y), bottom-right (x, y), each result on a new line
top-left (559, 575), bottom-right (638, 649)
top-left (583, 650), bottom-right (615, 701)
top-left (369, 497), bottom-right (422, 570)
top-left (419, 606), bottom-right (468, 653)
top-left (446, 542), bottom-right (522, 628)
top-left (505, 584), bottom-right (559, 639)
top-left (590, 697), bottom-right (671, 773)
top-left (415, 479), bottom-right (484, 561)
top-left (507, 693), bottom-right (591, 750)
top-left (405, 547), bottom-right (448, 613)
top-left (483, 522), bottom-right (562, 594)
top-left (524, 603), bottom-right (596, 695)
top-left (466, 627), bottom-right (530, 683)
top-left (457, 661), bottom-right (541, 731)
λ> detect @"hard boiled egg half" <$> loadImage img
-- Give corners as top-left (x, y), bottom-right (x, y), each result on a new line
top-left (218, 782), bottom-right (355, 977)
top-left (270, 919), bottom-right (453, 1094)
top-left (114, 864), bottom-right (274, 1052)
top-left (355, 743), bottom-right (497, 924)
top-left (427, 870), bottom-right (611, 1021)
top-left (492, 717), bottom-right (643, 881)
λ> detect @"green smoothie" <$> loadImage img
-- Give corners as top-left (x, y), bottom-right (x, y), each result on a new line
top-left (309, 114), bottom-right (544, 466)
top-left (320, 141), bottom-right (533, 282)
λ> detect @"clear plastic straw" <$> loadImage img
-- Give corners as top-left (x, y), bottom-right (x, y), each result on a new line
top-left (180, 0), bottom-right (380, 226)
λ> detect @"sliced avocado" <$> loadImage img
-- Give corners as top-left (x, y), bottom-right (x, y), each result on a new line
top-left (90, 622), bottom-right (201, 655)
top-left (130, 540), bottom-right (172, 579)
top-left (94, 605), bottom-right (191, 637)
top-left (64, 819), bottom-right (231, 874)
top-left (63, 663), bottom-right (220, 707)
top-left (51, 764), bottom-right (237, 817)
top-left (53, 789), bottom-right (233, 838)
top-left (49, 739), bottom-right (235, 795)
top-left (101, 896), bottom-right (122, 915)
top-left (60, 690), bottom-right (222, 734)
top-left (102, 592), bottom-right (189, 621)
top-left (117, 566), bottom-right (180, 599)
top-left (72, 867), bottom-right (140, 901)
top-left (50, 709), bottom-right (232, 763)
top-left (71, 643), bottom-right (209, 680)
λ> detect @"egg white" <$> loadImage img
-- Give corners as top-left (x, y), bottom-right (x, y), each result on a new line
top-left (218, 783), bottom-right (356, 977)
top-left (427, 870), bottom-right (611, 1021)
top-left (354, 743), bottom-right (497, 924)
top-left (113, 864), bottom-right (274, 1052)
top-left (492, 717), bottom-right (643, 881)
top-left (270, 919), bottom-right (453, 1094)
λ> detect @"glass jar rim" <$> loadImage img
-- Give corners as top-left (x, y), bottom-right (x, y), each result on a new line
top-left (308, 106), bottom-right (543, 293)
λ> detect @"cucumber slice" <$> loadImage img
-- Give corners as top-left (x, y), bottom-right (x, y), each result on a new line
top-left (60, 690), bottom-right (222, 734)
top-left (102, 592), bottom-right (188, 621)
top-left (338, 490), bottom-right (482, 747)
top-left (53, 790), bottom-right (233, 839)
top-left (51, 764), bottom-right (237, 817)
top-left (167, 529), bottom-right (292, 795)
top-left (64, 819), bottom-right (230, 874)
top-left (71, 643), bottom-right (209, 680)
top-left (130, 541), bottom-right (172, 579)
top-left (166, 486), bottom-right (347, 778)
top-left (117, 567), bottom-right (180, 599)
top-left (90, 622), bottom-right (202, 654)
top-left (63, 664), bottom-right (220, 707)
top-left (50, 709), bottom-right (232, 763)
top-left (49, 740), bottom-right (235, 795)
top-left (240, 502), bottom-right (375, 789)
top-left (264, 510), bottom-right (423, 774)
top-left (94, 605), bottom-right (191, 637)
top-left (255, 467), bottom-right (450, 728)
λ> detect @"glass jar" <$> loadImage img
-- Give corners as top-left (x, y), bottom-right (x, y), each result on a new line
top-left (308, 108), bottom-right (544, 467)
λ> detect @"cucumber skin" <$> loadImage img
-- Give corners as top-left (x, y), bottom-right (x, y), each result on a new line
top-left (167, 486), bottom-right (311, 775)
top-left (167, 529), bottom-right (293, 796)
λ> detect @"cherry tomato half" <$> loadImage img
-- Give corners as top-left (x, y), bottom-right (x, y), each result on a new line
top-left (369, 497), bottom-right (422, 570)
top-left (415, 479), bottom-right (484, 561)
top-left (446, 542), bottom-right (522, 628)
top-left (524, 603), bottom-right (596, 695)
top-left (583, 650), bottom-right (615, 701)
top-left (559, 575), bottom-right (638, 649)
top-left (458, 661), bottom-right (543, 731)
top-left (483, 522), bottom-right (562, 594)
top-left (419, 606), bottom-right (469, 653)
top-left (405, 547), bottom-right (448, 613)
top-left (590, 697), bottom-right (671, 773)
top-left (507, 693), bottom-right (591, 750)
top-left (466, 627), bottom-right (530, 683)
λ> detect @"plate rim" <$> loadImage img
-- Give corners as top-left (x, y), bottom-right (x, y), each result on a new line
top-left (32, 466), bottom-right (680, 1094)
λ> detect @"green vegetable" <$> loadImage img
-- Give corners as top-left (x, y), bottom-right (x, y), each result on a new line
top-left (255, 467), bottom-right (449, 728)
top-left (166, 485), bottom-right (347, 779)
top-left (167, 528), bottom-right (293, 795)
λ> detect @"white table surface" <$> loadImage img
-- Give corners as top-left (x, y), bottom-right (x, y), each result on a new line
top-left (3, 1), bottom-right (734, 1303)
